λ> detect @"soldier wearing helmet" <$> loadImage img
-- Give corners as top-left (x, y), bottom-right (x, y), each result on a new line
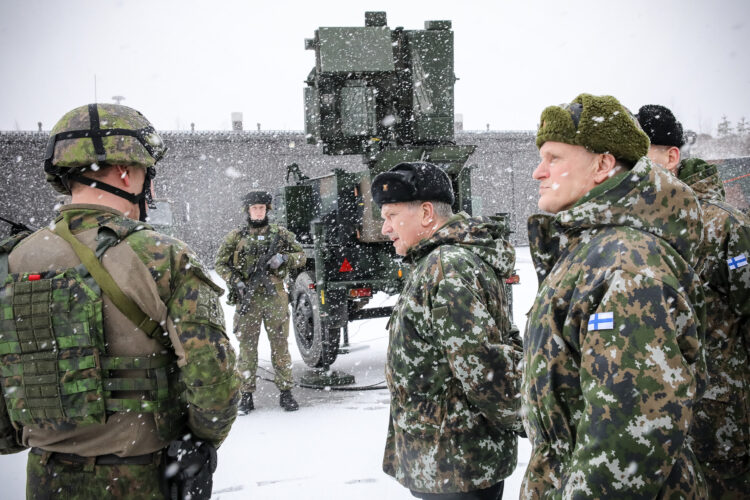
top-left (0, 103), bottom-right (240, 499)
top-left (43, 103), bottom-right (166, 221)
top-left (215, 191), bottom-right (306, 413)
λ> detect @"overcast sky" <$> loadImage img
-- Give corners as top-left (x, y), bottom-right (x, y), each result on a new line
top-left (1, 0), bottom-right (748, 134)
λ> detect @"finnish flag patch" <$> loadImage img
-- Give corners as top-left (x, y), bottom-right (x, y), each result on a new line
top-left (588, 312), bottom-right (614, 331)
top-left (727, 254), bottom-right (747, 270)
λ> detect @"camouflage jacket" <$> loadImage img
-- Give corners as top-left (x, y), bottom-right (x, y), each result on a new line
top-left (523, 159), bottom-right (709, 499)
top-left (383, 213), bottom-right (522, 493)
top-left (679, 158), bottom-right (750, 470)
top-left (215, 222), bottom-right (305, 304)
top-left (2, 205), bottom-right (239, 454)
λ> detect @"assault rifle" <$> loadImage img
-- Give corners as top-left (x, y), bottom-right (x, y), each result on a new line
top-left (0, 216), bottom-right (37, 236)
top-left (236, 231), bottom-right (282, 314)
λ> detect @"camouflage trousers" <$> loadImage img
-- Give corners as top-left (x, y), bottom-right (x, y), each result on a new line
top-left (700, 459), bottom-right (750, 500)
top-left (691, 395), bottom-right (750, 499)
top-left (26, 451), bottom-right (164, 499)
top-left (234, 288), bottom-right (293, 393)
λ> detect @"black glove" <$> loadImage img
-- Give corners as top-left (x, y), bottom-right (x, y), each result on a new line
top-left (235, 282), bottom-right (247, 301)
top-left (163, 435), bottom-right (218, 500)
top-left (229, 272), bottom-right (243, 288)
top-left (231, 273), bottom-right (247, 300)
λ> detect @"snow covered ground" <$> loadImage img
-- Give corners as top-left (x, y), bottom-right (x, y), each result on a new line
top-left (0, 247), bottom-right (539, 499)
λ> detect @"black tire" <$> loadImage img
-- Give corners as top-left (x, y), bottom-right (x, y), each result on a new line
top-left (291, 272), bottom-right (340, 368)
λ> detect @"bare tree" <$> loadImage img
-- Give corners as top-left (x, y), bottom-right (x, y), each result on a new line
top-left (717, 115), bottom-right (733, 137)
top-left (736, 117), bottom-right (747, 136)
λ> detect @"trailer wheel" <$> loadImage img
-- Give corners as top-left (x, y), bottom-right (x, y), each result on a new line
top-left (291, 272), bottom-right (339, 367)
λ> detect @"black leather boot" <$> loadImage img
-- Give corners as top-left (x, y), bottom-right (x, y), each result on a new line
top-left (279, 390), bottom-right (299, 411)
top-left (238, 392), bottom-right (254, 414)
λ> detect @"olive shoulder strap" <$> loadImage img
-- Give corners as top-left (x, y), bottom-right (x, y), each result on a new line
top-left (53, 215), bottom-right (162, 337)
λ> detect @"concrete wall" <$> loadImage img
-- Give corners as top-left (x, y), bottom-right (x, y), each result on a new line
top-left (0, 130), bottom-right (540, 265)
top-left (2, 130), bottom-right (746, 266)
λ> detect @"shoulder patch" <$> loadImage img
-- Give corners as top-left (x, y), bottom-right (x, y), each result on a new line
top-left (588, 312), bottom-right (614, 331)
top-left (728, 254), bottom-right (747, 270)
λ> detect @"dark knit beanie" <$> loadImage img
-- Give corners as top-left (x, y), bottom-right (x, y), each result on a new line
top-left (371, 162), bottom-right (454, 207)
top-left (243, 191), bottom-right (272, 208)
top-left (536, 93), bottom-right (650, 165)
top-left (636, 104), bottom-right (685, 148)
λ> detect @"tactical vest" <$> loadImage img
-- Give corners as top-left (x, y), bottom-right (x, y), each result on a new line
top-left (233, 224), bottom-right (281, 276)
top-left (0, 214), bottom-right (185, 449)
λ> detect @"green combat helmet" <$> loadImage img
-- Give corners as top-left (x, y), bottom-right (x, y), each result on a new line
top-left (43, 103), bottom-right (167, 221)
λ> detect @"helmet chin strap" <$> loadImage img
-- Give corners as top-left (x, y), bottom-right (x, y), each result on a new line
top-left (67, 166), bottom-right (156, 222)
top-left (139, 173), bottom-right (154, 222)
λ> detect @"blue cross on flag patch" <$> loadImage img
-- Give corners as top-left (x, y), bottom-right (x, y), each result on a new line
top-left (728, 254), bottom-right (747, 270)
top-left (588, 312), bottom-right (614, 331)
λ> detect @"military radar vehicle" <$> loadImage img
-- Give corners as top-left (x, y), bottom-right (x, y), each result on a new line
top-left (275, 12), bottom-right (506, 378)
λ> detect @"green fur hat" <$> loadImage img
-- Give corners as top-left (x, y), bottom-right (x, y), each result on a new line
top-left (536, 93), bottom-right (650, 165)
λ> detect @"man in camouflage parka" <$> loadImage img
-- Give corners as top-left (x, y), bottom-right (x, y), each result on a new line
top-left (0, 103), bottom-right (239, 499)
top-left (523, 94), bottom-right (709, 499)
top-left (638, 104), bottom-right (750, 499)
top-left (215, 191), bottom-right (306, 413)
top-left (371, 162), bottom-right (523, 499)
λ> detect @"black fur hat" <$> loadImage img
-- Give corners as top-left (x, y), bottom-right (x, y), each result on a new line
top-left (636, 104), bottom-right (685, 148)
top-left (371, 162), bottom-right (454, 207)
